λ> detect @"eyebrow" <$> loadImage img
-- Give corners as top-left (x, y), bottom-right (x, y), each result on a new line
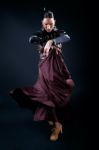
top-left (44, 23), bottom-right (53, 25)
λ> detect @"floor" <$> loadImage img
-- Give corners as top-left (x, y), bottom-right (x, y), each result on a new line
top-left (0, 92), bottom-right (87, 150)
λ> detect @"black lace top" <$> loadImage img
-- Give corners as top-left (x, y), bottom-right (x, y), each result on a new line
top-left (29, 29), bottom-right (70, 60)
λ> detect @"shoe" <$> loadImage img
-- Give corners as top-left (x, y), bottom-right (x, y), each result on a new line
top-left (49, 124), bottom-right (63, 141)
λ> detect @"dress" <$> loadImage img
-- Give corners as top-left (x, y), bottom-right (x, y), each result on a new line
top-left (9, 28), bottom-right (75, 121)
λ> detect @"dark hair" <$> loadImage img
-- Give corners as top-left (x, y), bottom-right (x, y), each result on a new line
top-left (43, 11), bottom-right (54, 19)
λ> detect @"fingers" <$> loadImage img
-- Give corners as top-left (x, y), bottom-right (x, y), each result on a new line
top-left (44, 44), bottom-right (50, 52)
top-left (44, 49), bottom-right (49, 57)
top-left (44, 43), bottom-right (50, 56)
top-left (44, 40), bottom-right (52, 52)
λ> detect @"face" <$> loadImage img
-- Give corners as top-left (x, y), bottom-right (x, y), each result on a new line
top-left (42, 18), bottom-right (55, 32)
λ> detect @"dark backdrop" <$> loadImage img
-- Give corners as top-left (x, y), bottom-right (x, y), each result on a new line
top-left (0, 0), bottom-right (91, 150)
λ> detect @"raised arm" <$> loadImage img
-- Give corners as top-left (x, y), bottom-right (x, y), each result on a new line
top-left (43, 30), bottom-right (71, 56)
top-left (53, 31), bottom-right (70, 44)
top-left (29, 32), bottom-right (42, 44)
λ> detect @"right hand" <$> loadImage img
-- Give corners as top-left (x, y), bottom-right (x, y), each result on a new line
top-left (44, 40), bottom-right (53, 57)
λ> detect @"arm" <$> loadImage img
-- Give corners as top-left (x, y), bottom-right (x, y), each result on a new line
top-left (44, 31), bottom-right (70, 56)
top-left (53, 31), bottom-right (70, 44)
top-left (29, 32), bottom-right (42, 44)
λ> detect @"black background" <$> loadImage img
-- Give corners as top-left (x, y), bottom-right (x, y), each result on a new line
top-left (0, 0), bottom-right (92, 149)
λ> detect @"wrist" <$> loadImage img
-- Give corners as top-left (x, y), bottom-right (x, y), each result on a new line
top-left (49, 40), bottom-right (53, 44)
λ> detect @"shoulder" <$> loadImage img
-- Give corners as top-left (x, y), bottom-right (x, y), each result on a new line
top-left (53, 28), bottom-right (67, 36)
top-left (55, 29), bottom-right (70, 39)
top-left (57, 29), bottom-right (66, 34)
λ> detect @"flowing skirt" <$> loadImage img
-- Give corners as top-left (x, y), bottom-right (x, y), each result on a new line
top-left (9, 49), bottom-right (74, 121)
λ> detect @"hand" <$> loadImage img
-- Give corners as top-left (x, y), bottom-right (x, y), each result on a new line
top-left (51, 45), bottom-right (61, 55)
top-left (44, 40), bottom-right (53, 56)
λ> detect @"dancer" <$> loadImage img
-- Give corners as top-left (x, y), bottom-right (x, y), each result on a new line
top-left (10, 10), bottom-right (75, 141)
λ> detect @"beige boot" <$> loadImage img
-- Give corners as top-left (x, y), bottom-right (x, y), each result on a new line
top-left (50, 123), bottom-right (63, 141)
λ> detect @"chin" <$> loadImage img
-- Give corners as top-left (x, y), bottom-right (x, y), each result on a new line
top-left (46, 30), bottom-right (52, 32)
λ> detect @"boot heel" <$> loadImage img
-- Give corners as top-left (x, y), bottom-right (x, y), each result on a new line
top-left (60, 126), bottom-right (63, 134)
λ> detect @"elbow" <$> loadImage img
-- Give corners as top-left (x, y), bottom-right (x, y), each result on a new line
top-left (29, 36), bottom-right (33, 43)
top-left (65, 34), bottom-right (71, 41)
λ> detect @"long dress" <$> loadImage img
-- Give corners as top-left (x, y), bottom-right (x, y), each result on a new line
top-left (9, 29), bottom-right (75, 121)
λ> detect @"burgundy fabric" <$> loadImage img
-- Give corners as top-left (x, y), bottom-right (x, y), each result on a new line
top-left (10, 48), bottom-right (74, 121)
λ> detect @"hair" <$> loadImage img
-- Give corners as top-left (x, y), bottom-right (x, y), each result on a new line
top-left (43, 10), bottom-right (54, 19)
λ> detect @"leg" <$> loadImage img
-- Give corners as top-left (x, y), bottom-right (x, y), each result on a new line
top-left (47, 108), bottom-right (58, 123)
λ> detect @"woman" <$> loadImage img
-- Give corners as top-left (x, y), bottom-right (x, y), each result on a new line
top-left (10, 11), bottom-right (75, 141)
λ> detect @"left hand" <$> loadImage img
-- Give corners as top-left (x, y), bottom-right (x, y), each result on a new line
top-left (44, 40), bottom-right (53, 56)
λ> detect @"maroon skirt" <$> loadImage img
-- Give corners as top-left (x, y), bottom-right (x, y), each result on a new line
top-left (9, 49), bottom-right (74, 121)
